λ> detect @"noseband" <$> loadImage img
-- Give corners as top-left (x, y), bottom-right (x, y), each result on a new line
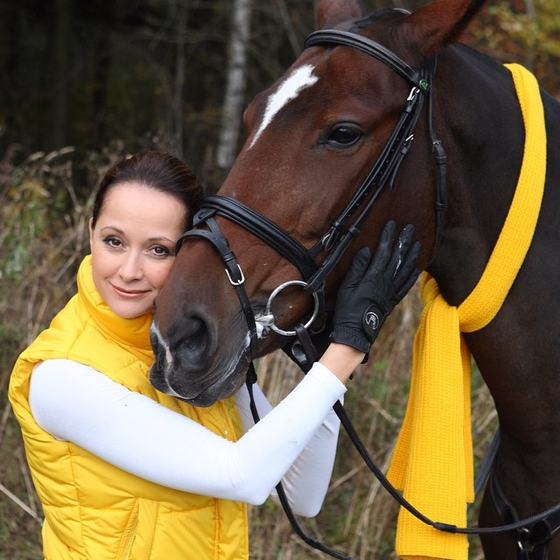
top-left (176, 28), bottom-right (444, 358)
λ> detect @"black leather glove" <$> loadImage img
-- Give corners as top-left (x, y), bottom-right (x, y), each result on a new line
top-left (330, 221), bottom-right (421, 354)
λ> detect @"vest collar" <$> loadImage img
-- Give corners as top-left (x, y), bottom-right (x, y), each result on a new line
top-left (78, 255), bottom-right (154, 353)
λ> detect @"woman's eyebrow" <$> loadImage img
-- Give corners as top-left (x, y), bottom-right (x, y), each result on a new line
top-left (100, 227), bottom-right (173, 243)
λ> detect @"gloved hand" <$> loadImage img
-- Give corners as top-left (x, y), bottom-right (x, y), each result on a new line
top-left (330, 221), bottom-right (421, 354)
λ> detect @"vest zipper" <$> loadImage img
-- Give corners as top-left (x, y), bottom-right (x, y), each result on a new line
top-left (120, 504), bottom-right (139, 560)
top-left (123, 516), bottom-right (138, 560)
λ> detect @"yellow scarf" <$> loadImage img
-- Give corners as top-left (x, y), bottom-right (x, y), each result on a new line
top-left (386, 63), bottom-right (546, 560)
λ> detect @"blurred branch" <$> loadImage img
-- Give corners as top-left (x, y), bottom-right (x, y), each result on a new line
top-left (0, 480), bottom-right (42, 523)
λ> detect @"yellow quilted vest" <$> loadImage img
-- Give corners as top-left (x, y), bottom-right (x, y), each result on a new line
top-left (9, 255), bottom-right (248, 560)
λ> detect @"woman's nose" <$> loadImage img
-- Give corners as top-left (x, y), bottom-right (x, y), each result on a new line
top-left (119, 252), bottom-right (143, 282)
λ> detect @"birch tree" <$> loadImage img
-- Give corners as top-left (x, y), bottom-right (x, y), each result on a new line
top-left (216, 0), bottom-right (253, 169)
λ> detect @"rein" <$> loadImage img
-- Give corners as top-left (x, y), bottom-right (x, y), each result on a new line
top-left (264, 327), bottom-right (560, 560)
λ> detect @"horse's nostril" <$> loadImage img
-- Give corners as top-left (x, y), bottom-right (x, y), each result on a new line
top-left (182, 318), bottom-right (205, 350)
top-left (173, 315), bottom-right (213, 369)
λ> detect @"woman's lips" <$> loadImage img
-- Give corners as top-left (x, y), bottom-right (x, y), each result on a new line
top-left (110, 284), bottom-right (150, 298)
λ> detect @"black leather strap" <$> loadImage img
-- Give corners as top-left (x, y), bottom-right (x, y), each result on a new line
top-left (179, 217), bottom-right (259, 358)
top-left (200, 195), bottom-right (319, 282)
top-left (304, 29), bottom-right (429, 91)
top-left (491, 469), bottom-right (560, 559)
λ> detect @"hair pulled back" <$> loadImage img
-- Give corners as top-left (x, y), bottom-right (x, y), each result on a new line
top-left (92, 150), bottom-right (204, 232)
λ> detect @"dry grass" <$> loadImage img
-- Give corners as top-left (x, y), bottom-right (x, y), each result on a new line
top-left (0, 147), bottom-right (497, 559)
top-left (0, 146), bottom-right (122, 559)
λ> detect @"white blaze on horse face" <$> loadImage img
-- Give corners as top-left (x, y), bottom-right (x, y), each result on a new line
top-left (248, 64), bottom-right (319, 149)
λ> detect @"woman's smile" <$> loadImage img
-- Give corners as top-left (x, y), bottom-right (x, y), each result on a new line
top-left (110, 283), bottom-right (151, 298)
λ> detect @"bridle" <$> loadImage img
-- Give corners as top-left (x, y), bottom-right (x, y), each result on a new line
top-left (176, 29), bottom-right (444, 359)
top-left (174, 26), bottom-right (560, 560)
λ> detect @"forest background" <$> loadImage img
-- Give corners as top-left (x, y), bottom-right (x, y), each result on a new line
top-left (1, 0), bottom-right (559, 558)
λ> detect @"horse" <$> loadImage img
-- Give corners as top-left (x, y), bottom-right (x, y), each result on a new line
top-left (149, 0), bottom-right (560, 557)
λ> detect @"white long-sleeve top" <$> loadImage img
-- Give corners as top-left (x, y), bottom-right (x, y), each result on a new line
top-left (29, 358), bottom-right (346, 517)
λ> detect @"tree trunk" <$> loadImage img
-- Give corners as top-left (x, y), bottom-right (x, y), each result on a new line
top-left (216, 0), bottom-right (253, 170)
top-left (50, 0), bottom-right (72, 149)
top-left (170, 0), bottom-right (188, 159)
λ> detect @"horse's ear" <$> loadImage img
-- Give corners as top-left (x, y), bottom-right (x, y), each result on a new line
top-left (400, 0), bottom-right (488, 57)
top-left (317, 0), bottom-right (366, 29)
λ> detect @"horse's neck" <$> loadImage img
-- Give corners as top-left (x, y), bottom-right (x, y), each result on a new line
top-left (426, 47), bottom-right (525, 306)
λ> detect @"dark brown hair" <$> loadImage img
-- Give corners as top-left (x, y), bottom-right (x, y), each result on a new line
top-left (92, 150), bottom-right (204, 232)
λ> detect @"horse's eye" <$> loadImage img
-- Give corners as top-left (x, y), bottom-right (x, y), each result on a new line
top-left (327, 124), bottom-right (363, 147)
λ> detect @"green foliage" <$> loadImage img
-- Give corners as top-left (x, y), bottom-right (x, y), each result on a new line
top-left (465, 0), bottom-right (560, 94)
top-left (489, 0), bottom-right (560, 55)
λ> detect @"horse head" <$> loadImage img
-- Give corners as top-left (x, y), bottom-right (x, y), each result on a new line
top-left (150, 0), bottom-right (488, 406)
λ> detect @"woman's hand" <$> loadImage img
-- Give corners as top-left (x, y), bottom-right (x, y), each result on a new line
top-left (330, 221), bottom-right (421, 354)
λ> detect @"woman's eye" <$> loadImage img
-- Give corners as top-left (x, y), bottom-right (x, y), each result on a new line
top-left (103, 236), bottom-right (123, 248)
top-left (152, 245), bottom-right (172, 257)
top-left (327, 125), bottom-right (363, 147)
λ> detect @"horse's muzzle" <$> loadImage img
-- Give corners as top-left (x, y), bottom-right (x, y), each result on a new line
top-left (148, 316), bottom-right (250, 406)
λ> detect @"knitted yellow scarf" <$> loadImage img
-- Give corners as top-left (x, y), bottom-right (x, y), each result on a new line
top-left (386, 63), bottom-right (546, 560)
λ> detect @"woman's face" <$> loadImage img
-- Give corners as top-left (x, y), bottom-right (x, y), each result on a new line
top-left (89, 182), bottom-right (186, 319)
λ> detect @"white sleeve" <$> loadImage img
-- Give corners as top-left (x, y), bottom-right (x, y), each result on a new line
top-left (29, 359), bottom-right (346, 514)
top-left (235, 383), bottom-right (342, 517)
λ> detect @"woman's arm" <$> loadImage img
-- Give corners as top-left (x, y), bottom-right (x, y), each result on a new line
top-left (235, 379), bottom-right (344, 517)
top-left (29, 358), bottom-right (348, 511)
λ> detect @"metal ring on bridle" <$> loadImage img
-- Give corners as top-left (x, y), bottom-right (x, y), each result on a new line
top-left (264, 280), bottom-right (320, 336)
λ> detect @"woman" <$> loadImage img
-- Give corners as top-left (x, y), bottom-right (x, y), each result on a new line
top-left (9, 149), bottom-right (420, 560)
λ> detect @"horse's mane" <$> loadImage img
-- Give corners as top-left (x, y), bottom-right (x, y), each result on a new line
top-left (452, 42), bottom-right (509, 71)
top-left (353, 8), bottom-right (408, 29)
